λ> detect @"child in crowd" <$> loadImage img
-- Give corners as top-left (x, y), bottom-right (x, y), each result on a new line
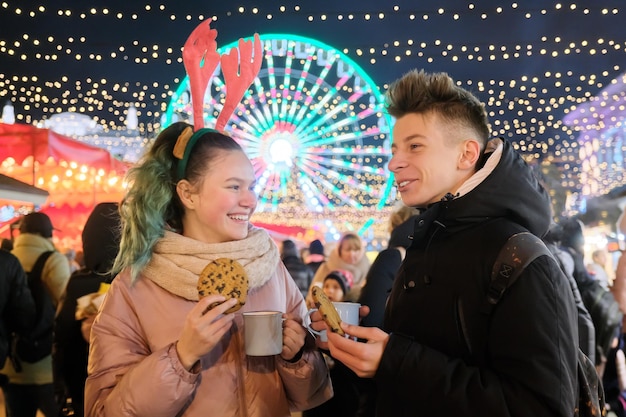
top-left (307, 233), bottom-right (370, 306)
top-left (322, 269), bottom-right (353, 302)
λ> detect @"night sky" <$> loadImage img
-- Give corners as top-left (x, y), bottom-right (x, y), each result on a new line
top-left (1, 0), bottom-right (625, 211)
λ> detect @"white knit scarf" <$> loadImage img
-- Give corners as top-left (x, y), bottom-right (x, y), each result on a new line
top-left (142, 227), bottom-right (279, 300)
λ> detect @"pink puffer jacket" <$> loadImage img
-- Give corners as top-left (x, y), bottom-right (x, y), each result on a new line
top-left (85, 261), bottom-right (332, 417)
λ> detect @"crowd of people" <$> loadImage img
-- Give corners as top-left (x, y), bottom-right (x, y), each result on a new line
top-left (2, 65), bottom-right (626, 417)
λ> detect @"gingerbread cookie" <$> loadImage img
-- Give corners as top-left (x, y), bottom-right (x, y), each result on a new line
top-left (198, 258), bottom-right (249, 313)
top-left (311, 286), bottom-right (345, 336)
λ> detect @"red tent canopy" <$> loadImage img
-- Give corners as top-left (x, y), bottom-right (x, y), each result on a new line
top-left (0, 122), bottom-right (129, 246)
top-left (0, 122), bottom-right (127, 172)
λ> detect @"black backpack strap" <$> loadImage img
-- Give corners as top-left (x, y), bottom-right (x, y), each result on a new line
top-left (30, 251), bottom-right (54, 283)
top-left (28, 250), bottom-right (55, 320)
top-left (486, 232), bottom-right (606, 416)
top-left (484, 232), bottom-right (553, 313)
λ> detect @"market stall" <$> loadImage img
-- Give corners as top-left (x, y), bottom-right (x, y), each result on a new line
top-left (0, 122), bottom-right (128, 249)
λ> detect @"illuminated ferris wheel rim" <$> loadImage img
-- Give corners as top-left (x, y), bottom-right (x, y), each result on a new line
top-left (166, 33), bottom-right (388, 113)
top-left (165, 32), bottom-right (396, 236)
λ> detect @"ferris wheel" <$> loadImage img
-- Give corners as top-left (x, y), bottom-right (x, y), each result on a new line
top-left (165, 33), bottom-right (395, 238)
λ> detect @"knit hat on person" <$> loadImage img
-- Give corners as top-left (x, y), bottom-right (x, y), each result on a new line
top-left (324, 269), bottom-right (353, 295)
top-left (19, 212), bottom-right (55, 238)
top-left (309, 239), bottom-right (325, 256)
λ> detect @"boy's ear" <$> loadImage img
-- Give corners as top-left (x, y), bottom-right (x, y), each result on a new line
top-left (458, 139), bottom-right (481, 170)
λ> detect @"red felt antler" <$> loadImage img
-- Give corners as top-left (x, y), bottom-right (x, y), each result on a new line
top-left (182, 19), bottom-right (220, 129)
top-left (215, 34), bottom-right (263, 131)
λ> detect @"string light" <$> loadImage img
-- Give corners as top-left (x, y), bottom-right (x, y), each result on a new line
top-left (0, 1), bottom-right (624, 242)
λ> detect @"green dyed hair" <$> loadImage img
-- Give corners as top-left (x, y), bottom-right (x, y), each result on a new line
top-left (111, 121), bottom-right (244, 281)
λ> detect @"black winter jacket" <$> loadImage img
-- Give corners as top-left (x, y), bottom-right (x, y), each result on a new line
top-left (376, 139), bottom-right (578, 417)
top-left (0, 250), bottom-right (36, 365)
top-left (282, 255), bottom-right (313, 299)
top-left (54, 203), bottom-right (120, 416)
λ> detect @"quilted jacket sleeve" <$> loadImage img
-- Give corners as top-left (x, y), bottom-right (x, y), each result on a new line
top-left (84, 275), bottom-right (199, 417)
top-left (275, 263), bottom-right (333, 411)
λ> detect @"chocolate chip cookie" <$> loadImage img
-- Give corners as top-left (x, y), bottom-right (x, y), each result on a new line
top-left (312, 286), bottom-right (344, 335)
top-left (198, 258), bottom-right (249, 313)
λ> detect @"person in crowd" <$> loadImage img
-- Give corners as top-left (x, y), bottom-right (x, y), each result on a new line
top-left (607, 212), bottom-right (626, 416)
top-left (307, 233), bottom-right (370, 306)
top-left (588, 248), bottom-right (611, 290)
top-left (310, 69), bottom-right (578, 416)
top-left (2, 212), bottom-right (71, 417)
top-left (74, 250), bottom-right (85, 270)
top-left (0, 250), bottom-right (36, 386)
top-left (358, 205), bottom-right (419, 329)
top-left (560, 216), bottom-right (622, 375)
top-left (304, 269), bottom-right (358, 417)
top-left (321, 269), bottom-right (353, 303)
top-left (280, 239), bottom-right (313, 299)
top-left (84, 122), bottom-right (332, 417)
top-left (610, 256), bottom-right (626, 417)
top-left (543, 222), bottom-right (596, 363)
top-left (53, 202), bottom-right (121, 417)
top-left (306, 239), bottom-right (326, 276)
top-left (63, 248), bottom-right (81, 274)
top-left (1, 237), bottom-right (13, 252)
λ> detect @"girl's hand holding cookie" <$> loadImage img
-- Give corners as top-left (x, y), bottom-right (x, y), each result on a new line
top-left (176, 295), bottom-right (237, 371)
top-left (281, 313), bottom-right (306, 361)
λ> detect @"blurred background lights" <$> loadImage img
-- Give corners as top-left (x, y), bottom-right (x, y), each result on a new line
top-left (0, 0), bottom-right (624, 241)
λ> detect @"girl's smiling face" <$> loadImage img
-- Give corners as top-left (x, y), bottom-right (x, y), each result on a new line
top-left (181, 149), bottom-right (257, 244)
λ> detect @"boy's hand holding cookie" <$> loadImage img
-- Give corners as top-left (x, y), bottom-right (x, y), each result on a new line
top-left (311, 286), bottom-right (344, 335)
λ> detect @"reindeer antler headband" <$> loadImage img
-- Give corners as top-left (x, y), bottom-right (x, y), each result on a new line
top-left (173, 19), bottom-right (262, 180)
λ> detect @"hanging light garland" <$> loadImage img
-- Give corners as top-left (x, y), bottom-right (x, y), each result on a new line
top-left (0, 1), bottom-right (624, 229)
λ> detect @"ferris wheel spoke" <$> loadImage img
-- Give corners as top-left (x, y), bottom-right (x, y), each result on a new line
top-left (299, 158), bottom-right (383, 194)
top-left (212, 77), bottom-right (273, 132)
top-left (304, 146), bottom-right (383, 156)
top-left (286, 46), bottom-right (316, 125)
top-left (229, 127), bottom-right (263, 154)
top-left (297, 174), bottom-right (333, 210)
top-left (254, 169), bottom-right (280, 212)
top-left (263, 48), bottom-right (281, 118)
top-left (293, 70), bottom-right (356, 138)
top-left (217, 104), bottom-right (267, 146)
top-left (299, 163), bottom-right (363, 209)
top-left (301, 153), bottom-right (385, 177)
top-left (307, 168), bottom-right (379, 196)
top-left (298, 105), bottom-right (380, 146)
top-left (245, 96), bottom-right (274, 132)
top-left (293, 84), bottom-right (355, 137)
top-left (291, 54), bottom-right (338, 126)
top-left (249, 77), bottom-right (276, 130)
top-left (278, 43), bottom-right (296, 120)
top-left (300, 125), bottom-right (382, 149)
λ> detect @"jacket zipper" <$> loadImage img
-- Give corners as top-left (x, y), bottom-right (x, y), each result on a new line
top-left (456, 296), bottom-right (473, 356)
top-left (232, 323), bottom-right (249, 417)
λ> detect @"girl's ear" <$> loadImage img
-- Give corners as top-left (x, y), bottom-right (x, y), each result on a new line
top-left (458, 139), bottom-right (481, 170)
top-left (176, 180), bottom-right (195, 209)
